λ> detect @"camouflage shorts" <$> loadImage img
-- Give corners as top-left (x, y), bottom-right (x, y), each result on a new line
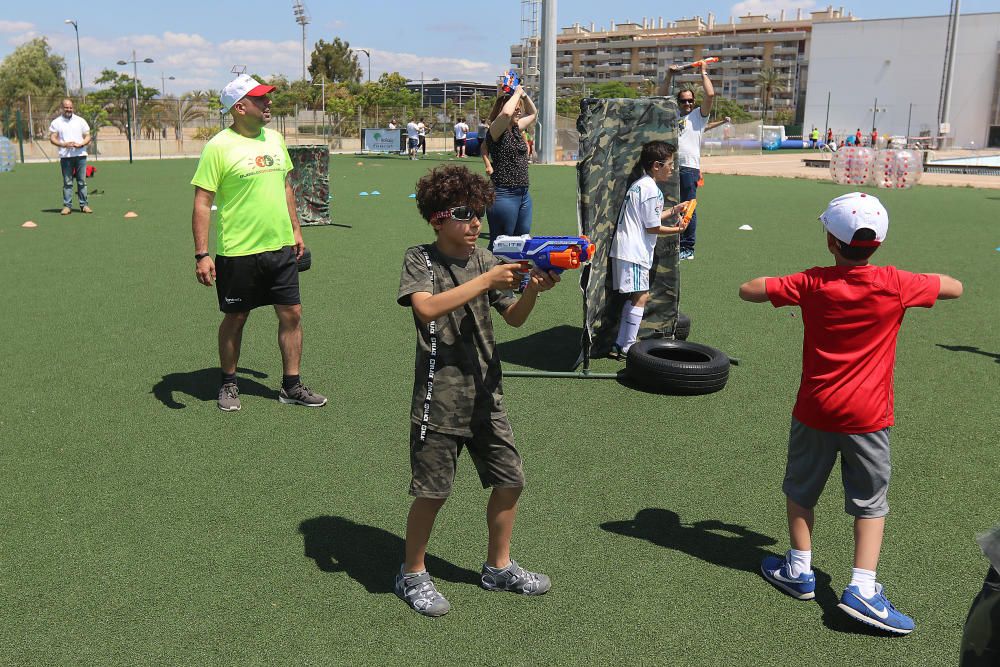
top-left (409, 417), bottom-right (524, 498)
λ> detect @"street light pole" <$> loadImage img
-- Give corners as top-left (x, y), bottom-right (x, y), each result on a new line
top-left (160, 72), bottom-right (175, 98)
top-left (64, 20), bottom-right (83, 97)
top-left (117, 50), bottom-right (154, 139)
top-left (355, 49), bottom-right (371, 82)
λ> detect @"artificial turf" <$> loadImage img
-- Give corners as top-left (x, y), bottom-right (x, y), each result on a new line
top-left (0, 153), bottom-right (997, 665)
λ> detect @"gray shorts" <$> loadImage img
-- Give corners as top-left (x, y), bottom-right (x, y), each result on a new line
top-left (782, 417), bottom-right (891, 518)
top-left (409, 416), bottom-right (524, 499)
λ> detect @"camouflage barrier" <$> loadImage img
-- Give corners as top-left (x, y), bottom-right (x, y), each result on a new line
top-left (288, 144), bottom-right (330, 226)
top-left (576, 97), bottom-right (681, 365)
top-left (961, 527), bottom-right (1000, 665)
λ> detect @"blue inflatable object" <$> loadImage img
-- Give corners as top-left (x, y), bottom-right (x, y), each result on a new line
top-left (465, 134), bottom-right (483, 157)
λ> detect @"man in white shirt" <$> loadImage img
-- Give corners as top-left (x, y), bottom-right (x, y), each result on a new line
top-left (453, 119), bottom-right (469, 158)
top-left (658, 63), bottom-right (726, 260)
top-left (406, 118), bottom-right (420, 160)
top-left (48, 98), bottom-right (92, 215)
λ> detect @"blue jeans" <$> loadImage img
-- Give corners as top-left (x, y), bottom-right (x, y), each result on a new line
top-left (60, 156), bottom-right (88, 208)
top-left (679, 167), bottom-right (699, 252)
top-left (486, 186), bottom-right (532, 248)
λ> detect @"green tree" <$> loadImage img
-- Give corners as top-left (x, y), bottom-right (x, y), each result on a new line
top-left (556, 95), bottom-right (584, 117)
top-left (88, 69), bottom-right (160, 134)
top-left (0, 38), bottom-right (66, 105)
top-left (308, 38), bottom-right (362, 84)
top-left (711, 96), bottom-right (752, 123)
top-left (589, 81), bottom-right (638, 99)
top-left (261, 75), bottom-right (315, 115)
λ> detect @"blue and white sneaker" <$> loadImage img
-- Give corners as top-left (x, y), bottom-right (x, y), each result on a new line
top-left (837, 583), bottom-right (915, 635)
top-left (760, 553), bottom-right (816, 600)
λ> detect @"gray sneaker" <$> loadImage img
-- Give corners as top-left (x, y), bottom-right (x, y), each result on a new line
top-left (480, 560), bottom-right (551, 595)
top-left (394, 569), bottom-right (450, 617)
top-left (218, 383), bottom-right (241, 411)
top-left (278, 383), bottom-right (327, 407)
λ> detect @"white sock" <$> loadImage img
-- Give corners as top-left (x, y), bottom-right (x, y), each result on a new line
top-left (621, 306), bottom-right (645, 352)
top-left (614, 301), bottom-right (632, 349)
top-left (787, 549), bottom-right (812, 577)
top-left (849, 567), bottom-right (878, 597)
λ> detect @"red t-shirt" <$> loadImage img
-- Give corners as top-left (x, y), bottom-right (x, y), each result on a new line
top-left (766, 265), bottom-right (940, 433)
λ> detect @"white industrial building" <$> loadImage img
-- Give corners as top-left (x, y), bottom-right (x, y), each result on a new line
top-left (803, 12), bottom-right (1000, 148)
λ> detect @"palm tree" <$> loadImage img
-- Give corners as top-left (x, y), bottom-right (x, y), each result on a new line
top-left (755, 68), bottom-right (786, 123)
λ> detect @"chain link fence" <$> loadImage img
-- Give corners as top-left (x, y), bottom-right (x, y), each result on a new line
top-left (1, 96), bottom-right (505, 161)
top-left (3, 97), bottom-right (727, 164)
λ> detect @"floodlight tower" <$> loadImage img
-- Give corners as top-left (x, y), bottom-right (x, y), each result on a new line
top-left (293, 1), bottom-right (310, 81)
top-left (519, 0), bottom-right (541, 93)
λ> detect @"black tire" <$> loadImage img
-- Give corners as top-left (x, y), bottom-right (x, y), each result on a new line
top-left (674, 312), bottom-right (691, 341)
top-left (297, 247), bottom-right (312, 272)
top-left (625, 339), bottom-right (730, 395)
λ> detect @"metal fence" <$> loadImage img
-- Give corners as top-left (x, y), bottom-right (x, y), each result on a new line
top-left (1, 96), bottom-right (507, 161)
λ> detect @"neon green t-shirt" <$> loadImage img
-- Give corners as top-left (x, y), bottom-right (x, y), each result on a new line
top-left (191, 127), bottom-right (295, 257)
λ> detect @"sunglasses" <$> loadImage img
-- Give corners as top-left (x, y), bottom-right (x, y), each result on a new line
top-left (679, 98), bottom-right (696, 104)
top-left (431, 205), bottom-right (485, 222)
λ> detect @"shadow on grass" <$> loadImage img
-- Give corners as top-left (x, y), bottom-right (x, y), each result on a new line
top-left (497, 324), bottom-right (582, 372)
top-left (601, 508), bottom-right (894, 637)
top-left (937, 343), bottom-right (1000, 364)
top-left (298, 515), bottom-right (480, 593)
top-left (601, 508), bottom-right (776, 572)
top-left (151, 366), bottom-right (276, 409)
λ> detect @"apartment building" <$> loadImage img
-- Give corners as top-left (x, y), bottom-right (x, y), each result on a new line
top-left (511, 5), bottom-right (856, 122)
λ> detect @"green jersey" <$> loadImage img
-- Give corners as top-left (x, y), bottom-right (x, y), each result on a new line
top-left (191, 127), bottom-right (295, 257)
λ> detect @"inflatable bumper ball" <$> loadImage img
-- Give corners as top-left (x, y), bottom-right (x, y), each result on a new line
top-left (830, 146), bottom-right (875, 186)
top-left (874, 149), bottom-right (923, 189)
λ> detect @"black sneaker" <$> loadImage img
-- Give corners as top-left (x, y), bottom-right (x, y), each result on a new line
top-left (278, 383), bottom-right (327, 407)
top-left (218, 383), bottom-right (241, 411)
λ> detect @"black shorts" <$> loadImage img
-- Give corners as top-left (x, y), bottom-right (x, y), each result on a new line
top-left (454, 137), bottom-right (466, 149)
top-left (215, 246), bottom-right (300, 313)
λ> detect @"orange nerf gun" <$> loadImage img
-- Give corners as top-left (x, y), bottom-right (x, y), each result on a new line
top-left (682, 199), bottom-right (697, 224)
top-left (679, 57), bottom-right (719, 70)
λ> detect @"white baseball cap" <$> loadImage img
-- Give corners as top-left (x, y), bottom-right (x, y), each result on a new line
top-left (819, 192), bottom-right (888, 247)
top-left (220, 74), bottom-right (276, 113)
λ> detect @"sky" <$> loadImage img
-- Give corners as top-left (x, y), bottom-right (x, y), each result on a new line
top-left (1, 0), bottom-right (995, 96)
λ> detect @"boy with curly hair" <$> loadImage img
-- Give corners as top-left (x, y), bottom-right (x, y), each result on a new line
top-left (394, 165), bottom-right (560, 617)
top-left (740, 192), bottom-right (963, 634)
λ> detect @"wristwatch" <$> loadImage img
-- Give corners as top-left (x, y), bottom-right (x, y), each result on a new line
top-left (195, 252), bottom-right (210, 261)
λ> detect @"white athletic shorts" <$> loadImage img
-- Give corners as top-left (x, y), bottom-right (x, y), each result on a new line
top-left (611, 258), bottom-right (650, 293)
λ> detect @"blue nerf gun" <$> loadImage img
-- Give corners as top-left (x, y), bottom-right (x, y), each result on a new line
top-left (492, 234), bottom-right (595, 275)
top-left (501, 70), bottom-right (521, 94)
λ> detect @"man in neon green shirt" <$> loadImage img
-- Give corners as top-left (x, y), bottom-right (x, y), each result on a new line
top-left (191, 74), bottom-right (326, 411)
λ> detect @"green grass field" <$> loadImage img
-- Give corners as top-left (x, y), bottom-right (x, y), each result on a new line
top-left (1, 154), bottom-right (997, 665)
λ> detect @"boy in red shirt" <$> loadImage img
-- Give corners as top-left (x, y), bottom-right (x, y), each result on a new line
top-left (739, 192), bottom-right (963, 634)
